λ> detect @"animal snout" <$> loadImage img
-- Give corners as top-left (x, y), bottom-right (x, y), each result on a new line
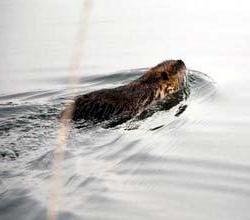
top-left (176, 60), bottom-right (186, 70)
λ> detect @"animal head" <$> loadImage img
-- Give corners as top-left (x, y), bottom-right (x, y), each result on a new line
top-left (142, 59), bottom-right (186, 89)
top-left (151, 59), bottom-right (186, 82)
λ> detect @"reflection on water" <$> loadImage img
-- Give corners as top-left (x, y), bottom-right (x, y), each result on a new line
top-left (1, 0), bottom-right (250, 220)
top-left (0, 69), bottom-right (245, 220)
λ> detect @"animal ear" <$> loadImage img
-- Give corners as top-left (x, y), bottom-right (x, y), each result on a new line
top-left (161, 72), bottom-right (169, 80)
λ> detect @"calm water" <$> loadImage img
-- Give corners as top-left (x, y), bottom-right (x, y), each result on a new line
top-left (1, 0), bottom-right (250, 220)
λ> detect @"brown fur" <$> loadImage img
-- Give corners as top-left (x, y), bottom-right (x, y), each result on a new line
top-left (67, 60), bottom-right (186, 122)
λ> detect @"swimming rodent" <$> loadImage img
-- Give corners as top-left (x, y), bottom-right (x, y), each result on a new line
top-left (62, 60), bottom-right (187, 124)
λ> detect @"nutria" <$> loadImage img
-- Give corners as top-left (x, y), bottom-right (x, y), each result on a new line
top-left (63, 60), bottom-right (187, 124)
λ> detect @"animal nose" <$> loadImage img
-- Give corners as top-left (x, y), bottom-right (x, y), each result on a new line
top-left (176, 60), bottom-right (185, 69)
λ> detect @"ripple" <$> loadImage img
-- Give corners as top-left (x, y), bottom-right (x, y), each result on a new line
top-left (0, 67), bottom-right (225, 220)
top-left (0, 188), bottom-right (80, 220)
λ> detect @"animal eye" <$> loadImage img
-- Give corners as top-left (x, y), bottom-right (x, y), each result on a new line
top-left (162, 72), bottom-right (169, 80)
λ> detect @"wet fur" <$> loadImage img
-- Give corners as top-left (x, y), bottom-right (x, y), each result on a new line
top-left (66, 60), bottom-right (186, 123)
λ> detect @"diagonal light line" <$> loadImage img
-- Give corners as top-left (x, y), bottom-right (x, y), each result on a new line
top-left (47, 1), bottom-right (93, 220)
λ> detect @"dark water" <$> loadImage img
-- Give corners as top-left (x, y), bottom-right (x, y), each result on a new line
top-left (1, 0), bottom-right (250, 219)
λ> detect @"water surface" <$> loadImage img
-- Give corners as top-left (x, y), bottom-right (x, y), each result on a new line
top-left (1, 0), bottom-right (250, 220)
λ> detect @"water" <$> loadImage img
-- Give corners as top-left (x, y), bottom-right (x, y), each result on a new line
top-left (1, 0), bottom-right (250, 219)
